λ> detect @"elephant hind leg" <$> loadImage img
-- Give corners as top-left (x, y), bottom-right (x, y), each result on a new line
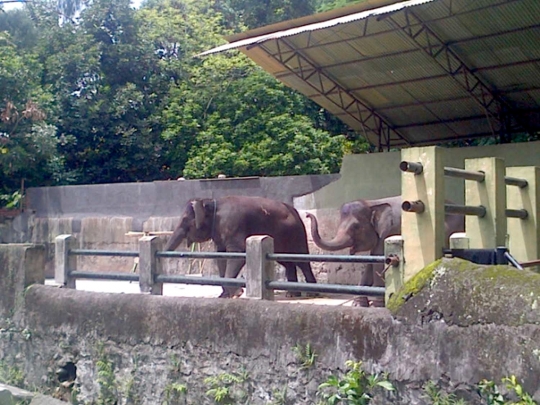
top-left (281, 262), bottom-right (301, 298)
top-left (298, 262), bottom-right (317, 284)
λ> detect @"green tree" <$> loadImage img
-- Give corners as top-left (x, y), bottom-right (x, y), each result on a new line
top-left (0, 28), bottom-right (61, 203)
top-left (37, 0), bottom-right (167, 184)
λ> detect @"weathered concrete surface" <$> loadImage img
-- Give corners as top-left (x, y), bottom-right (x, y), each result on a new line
top-left (389, 258), bottom-right (540, 327)
top-left (2, 174), bottom-right (338, 278)
top-left (1, 243), bottom-right (540, 403)
top-left (0, 384), bottom-right (67, 405)
top-left (0, 244), bottom-right (44, 320)
top-left (0, 281), bottom-right (537, 405)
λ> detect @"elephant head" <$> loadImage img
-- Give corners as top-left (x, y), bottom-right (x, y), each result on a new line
top-left (165, 199), bottom-right (216, 251)
top-left (307, 200), bottom-right (395, 254)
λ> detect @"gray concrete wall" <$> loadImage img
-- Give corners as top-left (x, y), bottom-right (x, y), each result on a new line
top-left (294, 141), bottom-right (540, 210)
top-left (2, 245), bottom-right (540, 405)
top-left (0, 175), bottom-right (338, 278)
top-left (294, 141), bottom-right (540, 284)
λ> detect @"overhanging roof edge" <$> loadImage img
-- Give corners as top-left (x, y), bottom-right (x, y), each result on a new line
top-left (196, 0), bottom-right (436, 57)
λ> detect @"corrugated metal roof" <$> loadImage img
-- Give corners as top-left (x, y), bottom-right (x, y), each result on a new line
top-left (199, 0), bottom-right (540, 148)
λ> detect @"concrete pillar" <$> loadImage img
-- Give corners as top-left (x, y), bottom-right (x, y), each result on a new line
top-left (0, 244), bottom-right (45, 321)
top-left (384, 235), bottom-right (404, 302)
top-left (465, 157), bottom-right (506, 248)
top-left (55, 234), bottom-right (76, 288)
top-left (139, 236), bottom-right (163, 295)
top-left (401, 146), bottom-right (445, 282)
top-left (245, 235), bottom-right (275, 300)
top-left (506, 166), bottom-right (540, 263)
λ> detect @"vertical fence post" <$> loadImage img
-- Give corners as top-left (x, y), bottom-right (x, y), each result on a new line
top-left (55, 234), bottom-right (76, 288)
top-left (245, 235), bottom-right (275, 300)
top-left (139, 236), bottom-right (163, 295)
top-left (506, 166), bottom-right (540, 264)
top-left (401, 146), bottom-right (445, 282)
top-left (449, 232), bottom-right (469, 249)
top-left (384, 235), bottom-right (404, 302)
top-left (465, 157), bottom-right (506, 248)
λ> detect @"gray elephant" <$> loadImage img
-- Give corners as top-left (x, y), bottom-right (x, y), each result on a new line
top-left (165, 195), bottom-right (317, 298)
top-left (306, 196), bottom-right (465, 307)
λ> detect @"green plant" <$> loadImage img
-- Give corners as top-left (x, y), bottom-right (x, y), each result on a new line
top-left (478, 376), bottom-right (537, 405)
top-left (423, 381), bottom-right (468, 405)
top-left (292, 343), bottom-right (317, 370)
top-left (317, 360), bottom-right (394, 405)
top-left (0, 360), bottom-right (25, 387)
top-left (478, 379), bottom-right (505, 405)
top-left (95, 346), bottom-right (118, 405)
top-left (205, 371), bottom-right (250, 404)
top-left (269, 386), bottom-right (288, 405)
top-left (163, 382), bottom-right (188, 405)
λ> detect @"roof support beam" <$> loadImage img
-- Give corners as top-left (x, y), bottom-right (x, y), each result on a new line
top-left (382, 8), bottom-right (530, 141)
top-left (261, 37), bottom-right (411, 151)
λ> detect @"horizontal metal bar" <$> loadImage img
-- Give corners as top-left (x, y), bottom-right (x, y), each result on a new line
top-left (444, 167), bottom-right (485, 182)
top-left (157, 251), bottom-right (246, 260)
top-left (69, 271), bottom-right (139, 282)
top-left (267, 281), bottom-right (385, 296)
top-left (445, 203), bottom-right (486, 217)
top-left (520, 259), bottom-right (540, 268)
top-left (267, 253), bottom-right (386, 264)
top-left (69, 249), bottom-right (139, 257)
top-left (399, 161), bottom-right (423, 174)
top-left (155, 275), bottom-right (245, 287)
top-left (506, 209), bottom-right (528, 219)
top-left (505, 176), bottom-right (528, 188)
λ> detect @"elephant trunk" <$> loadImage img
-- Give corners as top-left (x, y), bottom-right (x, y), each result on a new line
top-left (306, 213), bottom-right (353, 251)
top-left (164, 226), bottom-right (187, 251)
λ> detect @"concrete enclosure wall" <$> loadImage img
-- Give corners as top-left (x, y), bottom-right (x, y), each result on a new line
top-left (0, 175), bottom-right (338, 278)
top-left (2, 245), bottom-right (540, 405)
top-left (294, 140), bottom-right (540, 210)
top-left (2, 141), bottom-right (540, 283)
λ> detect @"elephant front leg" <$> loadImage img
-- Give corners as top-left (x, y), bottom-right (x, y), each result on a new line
top-left (219, 256), bottom-right (246, 298)
top-left (352, 263), bottom-right (385, 307)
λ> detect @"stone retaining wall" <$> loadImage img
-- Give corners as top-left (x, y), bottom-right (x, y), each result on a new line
top-left (2, 244), bottom-right (540, 404)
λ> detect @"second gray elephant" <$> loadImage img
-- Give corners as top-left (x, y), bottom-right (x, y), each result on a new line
top-left (306, 196), bottom-right (465, 306)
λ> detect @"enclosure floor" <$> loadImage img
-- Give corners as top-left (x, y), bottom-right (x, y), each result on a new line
top-left (44, 279), bottom-right (357, 306)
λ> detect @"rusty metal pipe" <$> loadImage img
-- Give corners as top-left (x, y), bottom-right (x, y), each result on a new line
top-left (444, 167), bottom-right (485, 182)
top-left (399, 161), bottom-right (423, 174)
top-left (506, 209), bottom-right (528, 219)
top-left (401, 200), bottom-right (425, 213)
top-left (385, 254), bottom-right (400, 266)
top-left (505, 176), bottom-right (528, 188)
top-left (445, 203), bottom-right (486, 217)
top-left (520, 259), bottom-right (540, 268)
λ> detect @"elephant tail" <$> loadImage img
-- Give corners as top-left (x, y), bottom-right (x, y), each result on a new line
top-left (306, 212), bottom-right (353, 251)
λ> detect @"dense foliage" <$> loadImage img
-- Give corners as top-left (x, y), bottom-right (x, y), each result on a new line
top-left (0, 0), bottom-right (371, 205)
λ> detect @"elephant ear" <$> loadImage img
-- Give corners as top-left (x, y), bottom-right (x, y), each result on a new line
top-left (370, 203), bottom-right (394, 240)
top-left (191, 199), bottom-right (206, 230)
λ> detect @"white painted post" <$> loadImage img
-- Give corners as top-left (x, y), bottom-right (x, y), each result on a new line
top-left (465, 157), bottom-right (506, 248)
top-left (139, 236), bottom-right (163, 295)
top-left (400, 146), bottom-right (445, 282)
top-left (506, 166), bottom-right (540, 264)
top-left (449, 233), bottom-right (470, 249)
top-left (55, 234), bottom-right (76, 288)
top-left (245, 235), bottom-right (275, 300)
top-left (384, 235), bottom-right (404, 302)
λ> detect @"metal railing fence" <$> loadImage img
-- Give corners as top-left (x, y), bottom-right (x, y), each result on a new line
top-left (55, 234), bottom-right (394, 300)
